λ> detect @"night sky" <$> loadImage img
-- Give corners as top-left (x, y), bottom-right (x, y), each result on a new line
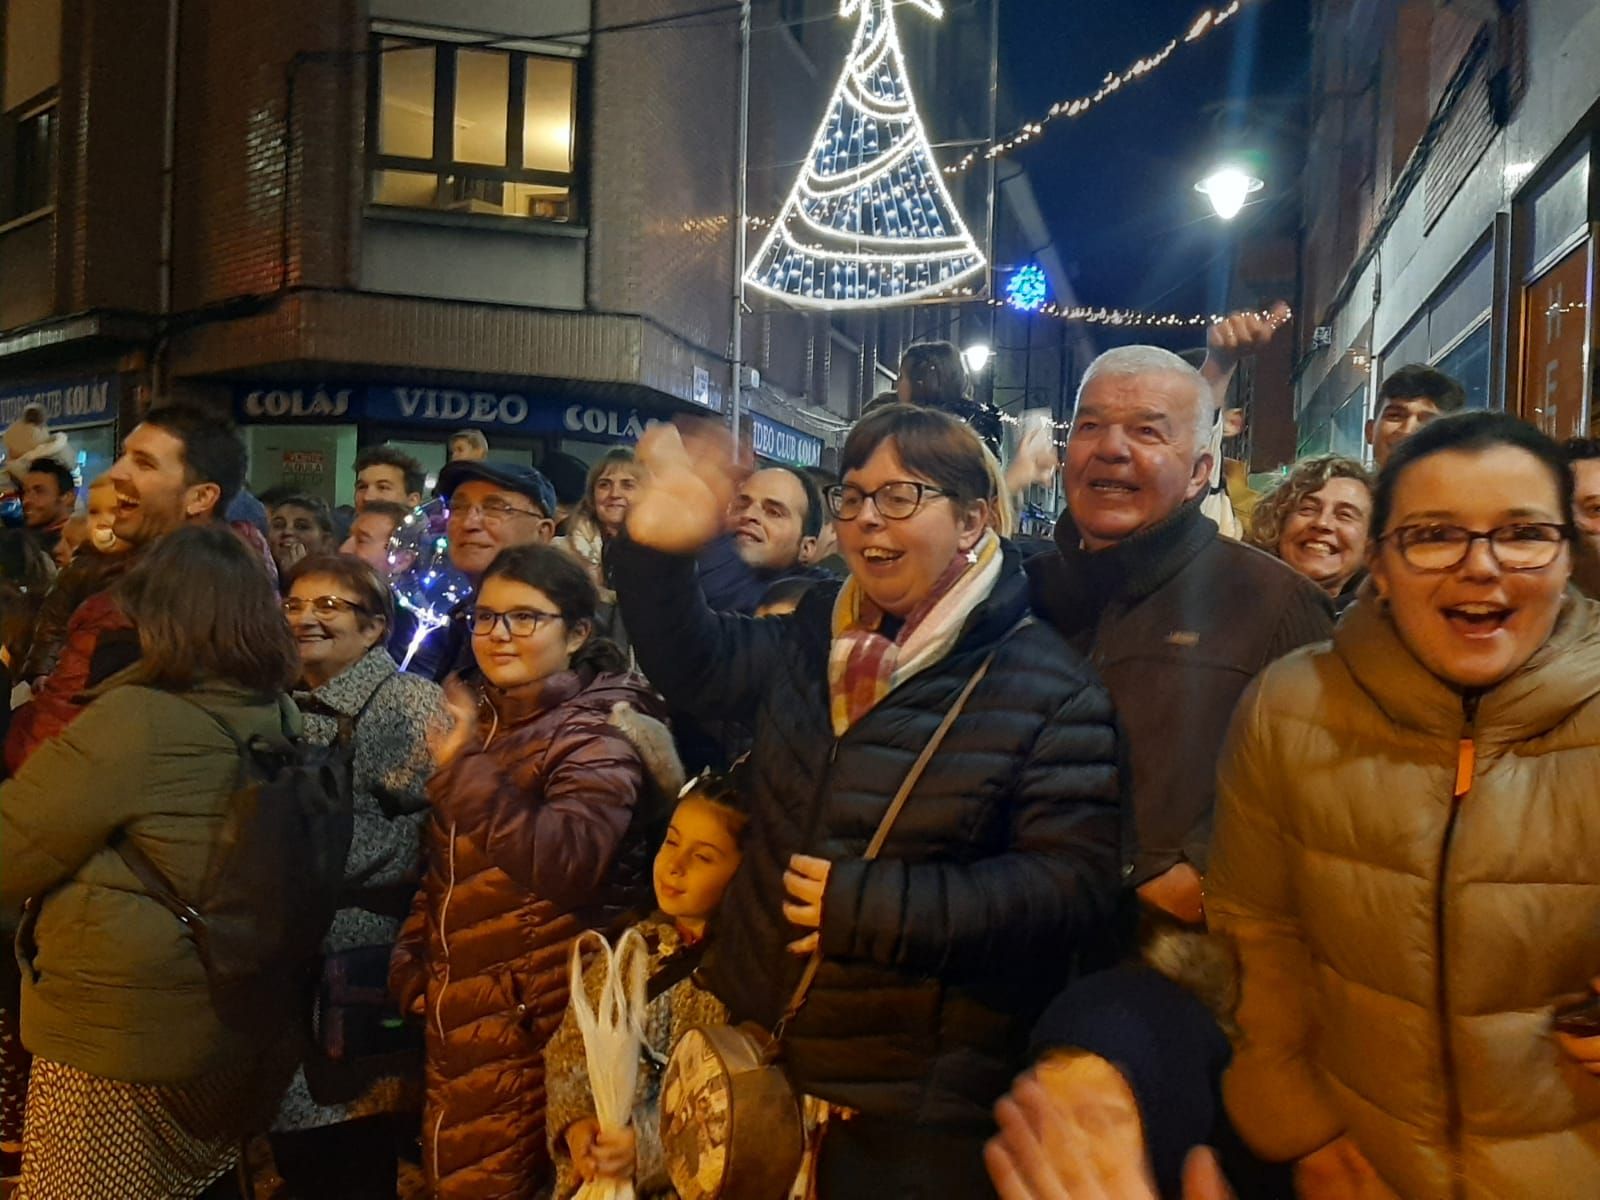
top-left (996, 0), bottom-right (1311, 348)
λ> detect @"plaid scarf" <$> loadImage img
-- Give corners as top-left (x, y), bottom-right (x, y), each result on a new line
top-left (828, 531), bottom-right (1002, 736)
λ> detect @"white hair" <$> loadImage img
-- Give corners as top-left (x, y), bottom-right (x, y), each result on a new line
top-left (1076, 346), bottom-right (1214, 448)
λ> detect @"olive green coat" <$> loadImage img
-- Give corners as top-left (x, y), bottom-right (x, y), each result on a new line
top-left (1209, 594), bottom-right (1600, 1200)
top-left (1, 681), bottom-right (297, 1085)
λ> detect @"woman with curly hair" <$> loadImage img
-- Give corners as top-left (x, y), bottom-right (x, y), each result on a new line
top-left (1248, 455), bottom-right (1373, 610)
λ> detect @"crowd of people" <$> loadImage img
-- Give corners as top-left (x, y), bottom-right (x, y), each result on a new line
top-left (1, 312), bottom-right (1599, 1200)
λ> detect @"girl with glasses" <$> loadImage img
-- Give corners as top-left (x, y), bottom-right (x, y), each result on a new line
top-left (389, 544), bottom-right (679, 1200)
top-left (1208, 412), bottom-right (1600, 1198)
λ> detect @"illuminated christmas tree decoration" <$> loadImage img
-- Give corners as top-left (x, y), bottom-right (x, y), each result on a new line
top-left (1005, 264), bottom-right (1050, 312)
top-left (745, 0), bottom-right (986, 309)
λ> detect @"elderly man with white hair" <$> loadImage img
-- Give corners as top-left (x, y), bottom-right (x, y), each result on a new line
top-left (1019, 345), bottom-right (1332, 1197)
top-left (1031, 344), bottom-right (1331, 920)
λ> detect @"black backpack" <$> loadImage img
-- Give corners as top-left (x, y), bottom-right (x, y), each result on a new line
top-left (113, 694), bottom-right (355, 1033)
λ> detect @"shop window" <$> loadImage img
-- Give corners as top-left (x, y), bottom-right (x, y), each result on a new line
top-left (3, 102), bottom-right (57, 222)
top-left (1435, 321), bottom-right (1492, 411)
top-left (369, 35), bottom-right (580, 224)
top-left (1519, 244), bottom-right (1592, 441)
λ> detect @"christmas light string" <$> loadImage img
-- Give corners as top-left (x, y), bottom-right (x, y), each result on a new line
top-left (946, 0), bottom-right (1261, 174)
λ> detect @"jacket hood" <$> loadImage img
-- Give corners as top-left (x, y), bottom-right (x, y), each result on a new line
top-left (482, 667), bottom-right (663, 727)
top-left (1334, 590), bottom-right (1600, 744)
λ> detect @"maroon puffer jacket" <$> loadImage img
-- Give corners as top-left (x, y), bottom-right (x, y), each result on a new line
top-left (390, 668), bottom-right (662, 1200)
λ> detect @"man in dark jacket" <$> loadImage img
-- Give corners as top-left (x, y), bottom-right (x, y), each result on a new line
top-left (1024, 345), bottom-right (1331, 1198)
top-left (1028, 345), bottom-right (1332, 922)
top-left (696, 464), bottom-right (834, 615)
top-left (6, 404), bottom-right (251, 771)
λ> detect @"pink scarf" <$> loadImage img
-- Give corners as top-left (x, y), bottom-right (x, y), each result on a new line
top-left (827, 531), bottom-right (1002, 736)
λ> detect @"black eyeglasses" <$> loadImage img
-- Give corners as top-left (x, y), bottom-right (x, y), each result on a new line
top-left (1382, 522), bottom-right (1570, 572)
top-left (824, 481), bottom-right (954, 521)
top-left (283, 595), bottom-right (368, 620)
top-left (470, 607), bottom-right (563, 637)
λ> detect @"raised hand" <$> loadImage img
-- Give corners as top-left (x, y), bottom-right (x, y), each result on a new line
top-left (427, 676), bottom-right (479, 769)
top-left (626, 422), bottom-right (740, 554)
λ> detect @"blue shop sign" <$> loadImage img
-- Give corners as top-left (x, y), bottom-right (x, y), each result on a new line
top-left (748, 411), bottom-right (823, 468)
top-left (233, 382), bottom-right (664, 444)
top-left (0, 376), bottom-right (119, 431)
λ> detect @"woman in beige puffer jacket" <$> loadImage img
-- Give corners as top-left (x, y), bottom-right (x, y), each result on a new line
top-left (1208, 413), bottom-right (1600, 1200)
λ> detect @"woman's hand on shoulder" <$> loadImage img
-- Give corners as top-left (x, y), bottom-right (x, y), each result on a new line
top-left (626, 423), bottom-right (739, 555)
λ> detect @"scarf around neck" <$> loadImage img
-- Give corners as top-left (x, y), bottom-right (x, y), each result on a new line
top-left (827, 530), bottom-right (1002, 735)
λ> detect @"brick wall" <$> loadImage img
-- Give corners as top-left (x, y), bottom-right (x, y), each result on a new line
top-left (171, 0), bottom-right (359, 310)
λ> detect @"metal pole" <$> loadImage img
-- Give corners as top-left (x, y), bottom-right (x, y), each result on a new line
top-left (730, 0), bottom-right (752, 448)
top-left (984, 0), bottom-right (1000, 412)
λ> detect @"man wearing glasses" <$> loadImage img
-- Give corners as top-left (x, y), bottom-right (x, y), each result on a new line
top-left (407, 460), bottom-right (557, 682)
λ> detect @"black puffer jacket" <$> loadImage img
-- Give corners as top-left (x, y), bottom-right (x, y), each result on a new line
top-left (613, 536), bottom-right (1122, 1127)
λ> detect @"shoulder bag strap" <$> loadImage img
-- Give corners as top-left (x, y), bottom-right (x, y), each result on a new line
top-left (774, 648), bottom-right (997, 1038)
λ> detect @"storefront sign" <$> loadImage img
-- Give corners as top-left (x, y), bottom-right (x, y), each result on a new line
top-left (748, 411), bottom-right (823, 468)
top-left (0, 376), bottom-right (120, 431)
top-left (239, 386), bottom-right (354, 420)
top-left (282, 449), bottom-right (327, 477)
top-left (233, 381), bottom-right (666, 445)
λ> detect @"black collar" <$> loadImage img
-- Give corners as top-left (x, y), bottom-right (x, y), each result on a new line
top-left (1052, 499), bottom-right (1218, 604)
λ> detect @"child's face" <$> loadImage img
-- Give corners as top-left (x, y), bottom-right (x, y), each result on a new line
top-left (654, 797), bottom-right (743, 925)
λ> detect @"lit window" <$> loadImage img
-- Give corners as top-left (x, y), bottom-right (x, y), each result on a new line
top-left (369, 35), bottom-right (580, 223)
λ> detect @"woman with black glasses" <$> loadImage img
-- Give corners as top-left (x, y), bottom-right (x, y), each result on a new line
top-left (1208, 412), bottom-right (1600, 1199)
top-left (612, 404), bottom-right (1121, 1199)
top-left (272, 554), bottom-right (441, 1199)
top-left (388, 544), bottom-right (674, 1200)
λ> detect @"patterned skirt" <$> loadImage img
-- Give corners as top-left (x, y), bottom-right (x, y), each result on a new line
top-left (17, 1057), bottom-right (268, 1200)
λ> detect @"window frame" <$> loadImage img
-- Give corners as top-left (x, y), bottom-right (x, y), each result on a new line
top-left (365, 33), bottom-right (583, 224)
top-left (1, 93), bottom-right (59, 229)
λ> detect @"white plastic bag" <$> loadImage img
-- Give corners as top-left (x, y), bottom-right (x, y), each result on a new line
top-left (570, 927), bottom-right (651, 1200)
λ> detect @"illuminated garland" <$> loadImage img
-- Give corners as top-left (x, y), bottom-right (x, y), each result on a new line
top-left (947, 0), bottom-right (1261, 175)
top-left (745, 0), bottom-right (986, 309)
top-left (977, 296), bottom-right (1292, 329)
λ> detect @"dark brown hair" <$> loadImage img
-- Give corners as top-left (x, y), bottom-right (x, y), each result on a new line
top-left (840, 403), bottom-right (994, 509)
top-left (114, 524), bottom-right (298, 693)
top-left (482, 543), bottom-right (628, 675)
top-left (285, 553), bottom-right (395, 634)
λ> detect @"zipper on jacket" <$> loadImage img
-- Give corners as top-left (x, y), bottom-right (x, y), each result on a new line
top-left (1435, 693), bottom-right (1478, 1199)
top-left (429, 818), bottom-right (458, 1176)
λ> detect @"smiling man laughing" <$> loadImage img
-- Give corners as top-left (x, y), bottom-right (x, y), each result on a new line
top-left (1028, 347), bottom-right (1333, 919)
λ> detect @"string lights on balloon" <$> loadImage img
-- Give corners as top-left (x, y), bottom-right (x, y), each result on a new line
top-left (744, 0), bottom-right (986, 309)
top-left (946, 0), bottom-right (1261, 175)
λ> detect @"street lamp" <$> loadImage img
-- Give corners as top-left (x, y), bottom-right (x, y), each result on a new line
top-left (1195, 167), bottom-right (1264, 220)
top-left (962, 343), bottom-right (993, 374)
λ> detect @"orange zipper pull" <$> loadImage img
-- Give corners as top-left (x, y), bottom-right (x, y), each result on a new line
top-left (1453, 737), bottom-right (1476, 799)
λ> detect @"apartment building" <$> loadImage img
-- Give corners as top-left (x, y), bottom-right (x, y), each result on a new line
top-left (0, 0), bottom-right (1072, 503)
top-left (1295, 0), bottom-right (1599, 457)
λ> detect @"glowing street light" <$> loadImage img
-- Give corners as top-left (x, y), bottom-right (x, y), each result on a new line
top-left (1195, 167), bottom-right (1264, 220)
top-left (962, 343), bottom-right (993, 374)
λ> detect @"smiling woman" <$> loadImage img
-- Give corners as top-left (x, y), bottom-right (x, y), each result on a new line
top-left (1248, 455), bottom-right (1373, 606)
top-left (1208, 413), bottom-right (1600, 1198)
top-left (611, 407), bottom-right (1122, 1198)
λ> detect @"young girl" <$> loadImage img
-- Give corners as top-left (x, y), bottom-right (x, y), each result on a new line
top-left (389, 545), bottom-right (671, 1199)
top-left (546, 771), bottom-right (747, 1198)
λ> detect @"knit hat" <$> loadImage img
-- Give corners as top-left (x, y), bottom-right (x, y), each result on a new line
top-left (3, 405), bottom-right (74, 487)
